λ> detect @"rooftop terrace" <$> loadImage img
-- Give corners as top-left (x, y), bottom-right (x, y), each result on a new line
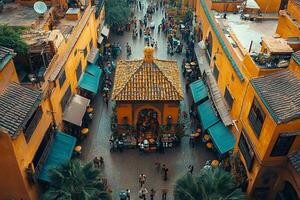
top-left (0, 3), bottom-right (49, 28)
top-left (215, 12), bottom-right (278, 53)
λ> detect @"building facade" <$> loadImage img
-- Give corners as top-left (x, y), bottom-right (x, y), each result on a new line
top-left (0, 0), bottom-right (105, 199)
top-left (194, 0), bottom-right (300, 199)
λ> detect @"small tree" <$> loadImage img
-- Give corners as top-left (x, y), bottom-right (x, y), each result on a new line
top-left (105, 0), bottom-right (131, 29)
top-left (174, 167), bottom-right (247, 200)
top-left (41, 160), bottom-right (111, 200)
top-left (0, 25), bottom-right (28, 54)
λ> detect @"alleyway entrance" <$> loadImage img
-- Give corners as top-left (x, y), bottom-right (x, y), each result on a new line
top-left (81, 1), bottom-right (216, 199)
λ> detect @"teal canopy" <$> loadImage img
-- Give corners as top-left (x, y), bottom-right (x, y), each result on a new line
top-left (197, 100), bottom-right (220, 131)
top-left (38, 132), bottom-right (76, 182)
top-left (190, 80), bottom-right (208, 104)
top-left (78, 64), bottom-right (102, 94)
top-left (208, 121), bottom-right (235, 155)
top-left (86, 64), bottom-right (102, 77)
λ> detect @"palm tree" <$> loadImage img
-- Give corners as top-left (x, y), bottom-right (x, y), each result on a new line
top-left (41, 160), bottom-right (111, 200)
top-left (174, 167), bottom-right (247, 200)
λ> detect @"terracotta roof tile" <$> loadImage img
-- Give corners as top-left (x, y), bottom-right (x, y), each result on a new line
top-left (0, 82), bottom-right (41, 138)
top-left (112, 59), bottom-right (183, 101)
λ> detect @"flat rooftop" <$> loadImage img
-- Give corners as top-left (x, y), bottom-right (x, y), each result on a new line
top-left (0, 3), bottom-right (48, 28)
top-left (215, 13), bottom-right (278, 52)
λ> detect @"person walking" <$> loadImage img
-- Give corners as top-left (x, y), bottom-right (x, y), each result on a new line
top-left (163, 167), bottom-right (168, 181)
top-left (139, 187), bottom-right (148, 200)
top-left (155, 162), bottom-right (161, 173)
top-left (150, 188), bottom-right (155, 200)
top-left (126, 189), bottom-right (131, 200)
top-left (93, 157), bottom-right (100, 168)
top-left (188, 165), bottom-right (194, 174)
top-left (161, 188), bottom-right (168, 200)
top-left (99, 156), bottom-right (104, 167)
top-left (139, 174), bottom-right (146, 187)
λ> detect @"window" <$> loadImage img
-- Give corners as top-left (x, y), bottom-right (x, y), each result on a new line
top-left (24, 106), bottom-right (43, 142)
top-left (58, 70), bottom-right (66, 87)
top-left (83, 46), bottom-right (88, 58)
top-left (61, 86), bottom-right (72, 111)
top-left (89, 39), bottom-right (93, 49)
top-left (32, 125), bottom-right (53, 167)
top-left (76, 61), bottom-right (82, 81)
top-left (74, 49), bottom-right (77, 56)
top-left (248, 98), bottom-right (265, 137)
top-left (238, 130), bottom-right (255, 171)
top-left (271, 134), bottom-right (295, 157)
top-left (224, 87), bottom-right (233, 109)
top-left (213, 64), bottom-right (219, 81)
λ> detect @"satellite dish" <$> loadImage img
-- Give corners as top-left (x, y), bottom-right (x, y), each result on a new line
top-left (34, 1), bottom-right (47, 15)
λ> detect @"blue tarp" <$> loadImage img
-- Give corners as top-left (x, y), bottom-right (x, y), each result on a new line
top-left (190, 80), bottom-right (208, 104)
top-left (197, 100), bottom-right (220, 131)
top-left (78, 64), bottom-right (102, 94)
top-left (208, 121), bottom-right (235, 155)
top-left (39, 132), bottom-right (76, 182)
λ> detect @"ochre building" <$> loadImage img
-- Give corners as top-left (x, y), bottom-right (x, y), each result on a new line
top-left (194, 0), bottom-right (300, 199)
top-left (0, 0), bottom-right (105, 199)
top-left (112, 47), bottom-right (183, 138)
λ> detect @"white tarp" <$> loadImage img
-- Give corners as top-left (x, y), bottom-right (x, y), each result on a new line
top-left (101, 25), bottom-right (110, 37)
top-left (63, 94), bottom-right (90, 126)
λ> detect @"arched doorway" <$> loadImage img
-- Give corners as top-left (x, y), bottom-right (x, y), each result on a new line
top-left (206, 32), bottom-right (213, 59)
top-left (136, 109), bottom-right (160, 138)
top-left (276, 181), bottom-right (299, 200)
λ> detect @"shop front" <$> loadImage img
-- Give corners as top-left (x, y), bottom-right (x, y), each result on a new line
top-left (111, 47), bottom-right (184, 152)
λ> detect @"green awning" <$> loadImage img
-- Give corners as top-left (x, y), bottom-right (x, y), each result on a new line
top-left (86, 64), bottom-right (102, 77)
top-left (208, 121), bottom-right (235, 155)
top-left (190, 80), bottom-right (208, 103)
top-left (78, 64), bottom-right (102, 94)
top-left (39, 132), bottom-right (76, 182)
top-left (197, 100), bottom-right (220, 131)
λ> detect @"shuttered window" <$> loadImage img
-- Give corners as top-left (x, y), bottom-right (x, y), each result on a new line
top-left (238, 130), bottom-right (255, 171)
top-left (248, 98), bottom-right (265, 137)
top-left (224, 87), bottom-right (233, 109)
top-left (271, 134), bottom-right (295, 157)
top-left (58, 70), bottom-right (66, 87)
top-left (24, 106), bottom-right (43, 142)
top-left (76, 61), bottom-right (82, 81)
top-left (213, 64), bottom-right (219, 81)
top-left (61, 86), bottom-right (72, 112)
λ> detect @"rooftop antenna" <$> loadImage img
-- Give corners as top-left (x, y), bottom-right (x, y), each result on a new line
top-left (33, 1), bottom-right (48, 18)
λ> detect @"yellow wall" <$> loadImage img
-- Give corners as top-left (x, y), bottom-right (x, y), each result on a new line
top-left (116, 103), bottom-right (133, 125)
top-left (237, 82), bottom-right (300, 197)
top-left (49, 5), bottom-right (100, 129)
top-left (276, 13), bottom-right (300, 39)
top-left (0, 5), bottom-right (104, 199)
top-left (163, 102), bottom-right (180, 124)
top-left (0, 59), bottom-right (19, 93)
top-left (255, 0), bottom-right (281, 13)
top-left (0, 131), bottom-right (30, 200)
top-left (116, 102), bottom-right (180, 127)
top-left (287, 0), bottom-right (300, 22)
top-left (289, 59), bottom-right (300, 74)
